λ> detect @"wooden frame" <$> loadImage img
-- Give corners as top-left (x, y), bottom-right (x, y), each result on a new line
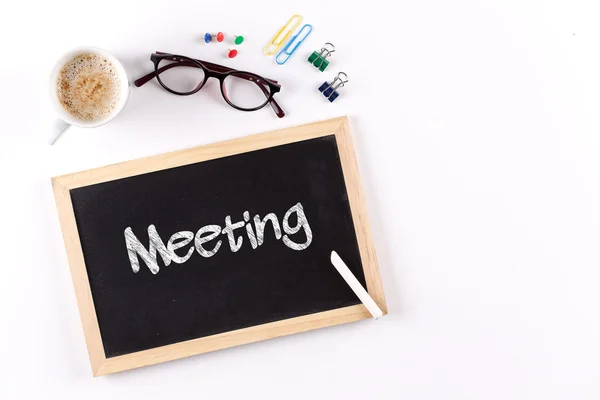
top-left (52, 116), bottom-right (387, 376)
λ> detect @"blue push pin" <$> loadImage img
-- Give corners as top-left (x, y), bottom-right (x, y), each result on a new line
top-left (318, 72), bottom-right (348, 102)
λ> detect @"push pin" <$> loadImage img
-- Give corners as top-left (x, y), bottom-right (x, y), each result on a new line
top-left (233, 35), bottom-right (245, 45)
top-left (227, 48), bottom-right (238, 58)
top-left (318, 72), bottom-right (348, 102)
top-left (308, 42), bottom-right (335, 72)
top-left (204, 32), bottom-right (224, 43)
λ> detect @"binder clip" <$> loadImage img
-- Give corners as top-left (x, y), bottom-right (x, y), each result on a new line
top-left (318, 72), bottom-right (348, 102)
top-left (264, 14), bottom-right (303, 56)
top-left (275, 24), bottom-right (312, 65)
top-left (308, 43), bottom-right (335, 72)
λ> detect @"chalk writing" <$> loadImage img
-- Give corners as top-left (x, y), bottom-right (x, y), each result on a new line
top-left (124, 202), bottom-right (313, 274)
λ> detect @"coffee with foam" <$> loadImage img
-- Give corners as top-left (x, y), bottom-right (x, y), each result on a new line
top-left (56, 53), bottom-right (122, 122)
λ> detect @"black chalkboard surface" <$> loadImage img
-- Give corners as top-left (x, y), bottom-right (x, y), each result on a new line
top-left (52, 117), bottom-right (386, 375)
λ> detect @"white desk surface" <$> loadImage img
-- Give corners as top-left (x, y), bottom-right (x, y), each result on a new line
top-left (1, 1), bottom-right (599, 398)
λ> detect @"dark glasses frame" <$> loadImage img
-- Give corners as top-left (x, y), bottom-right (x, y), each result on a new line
top-left (134, 51), bottom-right (285, 118)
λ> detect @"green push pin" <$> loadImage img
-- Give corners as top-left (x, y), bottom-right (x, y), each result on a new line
top-left (233, 35), bottom-right (245, 45)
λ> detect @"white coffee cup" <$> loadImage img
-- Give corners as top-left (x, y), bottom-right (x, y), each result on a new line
top-left (49, 46), bottom-right (130, 145)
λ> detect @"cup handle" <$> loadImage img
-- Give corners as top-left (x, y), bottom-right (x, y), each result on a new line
top-left (49, 119), bottom-right (71, 145)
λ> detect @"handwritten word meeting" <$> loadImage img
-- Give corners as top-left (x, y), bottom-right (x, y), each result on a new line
top-left (124, 202), bottom-right (313, 274)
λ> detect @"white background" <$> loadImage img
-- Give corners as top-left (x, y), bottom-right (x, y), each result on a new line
top-left (1, 0), bottom-right (599, 398)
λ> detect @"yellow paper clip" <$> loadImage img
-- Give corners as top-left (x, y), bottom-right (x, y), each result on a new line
top-left (264, 14), bottom-right (303, 56)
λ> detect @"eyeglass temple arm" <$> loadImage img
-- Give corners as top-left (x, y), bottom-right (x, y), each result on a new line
top-left (137, 52), bottom-right (280, 86)
top-left (266, 90), bottom-right (285, 118)
top-left (133, 62), bottom-right (183, 87)
top-left (134, 62), bottom-right (280, 88)
top-left (134, 57), bottom-right (285, 118)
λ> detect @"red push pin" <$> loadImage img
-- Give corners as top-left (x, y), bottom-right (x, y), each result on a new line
top-left (204, 32), bottom-right (224, 43)
top-left (227, 48), bottom-right (238, 58)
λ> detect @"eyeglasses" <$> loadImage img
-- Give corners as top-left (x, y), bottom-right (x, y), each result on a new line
top-left (134, 51), bottom-right (285, 118)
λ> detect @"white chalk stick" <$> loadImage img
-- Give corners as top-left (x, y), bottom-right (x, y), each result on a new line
top-left (330, 251), bottom-right (383, 319)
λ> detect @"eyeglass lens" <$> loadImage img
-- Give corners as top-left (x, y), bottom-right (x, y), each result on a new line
top-left (157, 59), bottom-right (206, 94)
top-left (222, 73), bottom-right (271, 109)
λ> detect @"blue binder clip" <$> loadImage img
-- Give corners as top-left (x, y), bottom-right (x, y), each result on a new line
top-left (275, 24), bottom-right (313, 65)
top-left (318, 72), bottom-right (348, 102)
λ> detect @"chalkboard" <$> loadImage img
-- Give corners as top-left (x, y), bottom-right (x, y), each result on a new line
top-left (52, 117), bottom-right (386, 376)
